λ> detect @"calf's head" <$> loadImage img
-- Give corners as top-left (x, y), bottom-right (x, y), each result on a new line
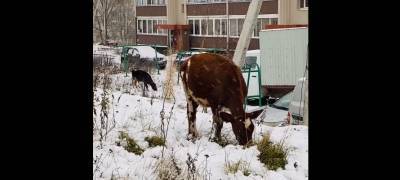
top-left (219, 109), bottom-right (264, 145)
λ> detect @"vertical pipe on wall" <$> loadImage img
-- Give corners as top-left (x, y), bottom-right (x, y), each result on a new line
top-left (226, 0), bottom-right (229, 52)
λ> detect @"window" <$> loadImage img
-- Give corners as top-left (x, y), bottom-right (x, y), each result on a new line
top-left (137, 0), bottom-right (166, 6)
top-left (188, 0), bottom-right (208, 3)
top-left (229, 19), bottom-right (237, 36)
top-left (271, 18), bottom-right (278, 25)
top-left (148, 20), bottom-right (153, 34)
top-left (229, 0), bottom-right (252, 2)
top-left (207, 19), bottom-right (214, 35)
top-left (299, 0), bottom-right (308, 9)
top-left (238, 19), bottom-right (244, 35)
top-left (262, 18), bottom-right (269, 28)
top-left (194, 20), bottom-right (200, 35)
top-left (157, 20), bottom-right (163, 34)
top-left (215, 19), bottom-right (220, 35)
top-left (163, 20), bottom-right (167, 34)
top-left (189, 20), bottom-right (194, 34)
top-left (153, 20), bottom-right (158, 34)
top-left (221, 19), bottom-right (227, 35)
top-left (187, 16), bottom-right (276, 37)
top-left (228, 18), bottom-right (244, 37)
top-left (160, 20), bottom-right (168, 34)
top-left (143, 20), bottom-right (147, 33)
top-left (254, 18), bottom-right (261, 37)
top-left (253, 18), bottom-right (278, 37)
top-left (137, 18), bottom-right (167, 35)
top-left (188, 0), bottom-right (229, 3)
top-left (138, 20), bottom-right (143, 33)
top-left (201, 19), bottom-right (208, 35)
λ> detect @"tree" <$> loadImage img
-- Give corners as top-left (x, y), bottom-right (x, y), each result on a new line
top-left (93, 0), bottom-right (136, 45)
top-left (93, 0), bottom-right (117, 44)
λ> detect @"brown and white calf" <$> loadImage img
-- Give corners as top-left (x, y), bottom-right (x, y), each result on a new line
top-left (180, 53), bottom-right (264, 145)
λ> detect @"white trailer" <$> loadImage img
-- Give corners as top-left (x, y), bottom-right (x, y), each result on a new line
top-left (259, 27), bottom-right (308, 97)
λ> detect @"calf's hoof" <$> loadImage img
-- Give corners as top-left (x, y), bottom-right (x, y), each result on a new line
top-left (186, 133), bottom-right (199, 142)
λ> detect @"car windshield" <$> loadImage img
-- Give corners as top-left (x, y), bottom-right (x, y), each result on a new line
top-left (271, 91), bottom-right (293, 110)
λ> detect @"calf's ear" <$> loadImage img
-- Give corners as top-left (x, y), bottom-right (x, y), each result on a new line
top-left (219, 112), bottom-right (234, 123)
top-left (246, 109), bottom-right (264, 119)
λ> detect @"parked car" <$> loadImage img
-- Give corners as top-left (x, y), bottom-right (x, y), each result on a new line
top-left (288, 77), bottom-right (308, 125)
top-left (271, 91), bottom-right (293, 111)
top-left (259, 91), bottom-right (293, 127)
top-left (100, 40), bottom-right (118, 47)
top-left (174, 51), bottom-right (204, 66)
top-left (124, 46), bottom-right (167, 69)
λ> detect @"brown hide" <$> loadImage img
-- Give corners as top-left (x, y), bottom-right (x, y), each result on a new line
top-left (180, 53), bottom-right (263, 145)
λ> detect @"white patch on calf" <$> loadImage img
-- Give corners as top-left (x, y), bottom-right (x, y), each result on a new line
top-left (202, 65), bottom-right (210, 71)
top-left (220, 107), bottom-right (232, 114)
top-left (188, 101), bottom-right (194, 113)
top-left (186, 58), bottom-right (191, 81)
top-left (188, 89), bottom-right (210, 107)
top-left (244, 118), bottom-right (252, 129)
top-left (195, 97), bottom-right (209, 107)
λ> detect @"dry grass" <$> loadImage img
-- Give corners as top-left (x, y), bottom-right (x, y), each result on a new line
top-left (224, 159), bottom-right (251, 176)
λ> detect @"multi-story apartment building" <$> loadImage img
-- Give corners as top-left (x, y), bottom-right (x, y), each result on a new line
top-left (279, 0), bottom-right (308, 25)
top-left (136, 0), bottom-right (307, 53)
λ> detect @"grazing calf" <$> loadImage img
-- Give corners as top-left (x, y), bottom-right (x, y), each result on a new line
top-left (131, 69), bottom-right (157, 91)
top-left (180, 53), bottom-right (263, 145)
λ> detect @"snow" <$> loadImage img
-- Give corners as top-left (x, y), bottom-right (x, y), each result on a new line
top-left (246, 49), bottom-right (260, 55)
top-left (93, 44), bottom-right (121, 64)
top-left (130, 45), bottom-right (165, 59)
top-left (261, 107), bottom-right (288, 126)
top-left (245, 105), bottom-right (287, 127)
top-left (93, 51), bottom-right (308, 180)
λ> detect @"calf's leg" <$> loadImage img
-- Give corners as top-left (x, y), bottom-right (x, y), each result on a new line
top-left (187, 98), bottom-right (199, 140)
top-left (211, 107), bottom-right (224, 141)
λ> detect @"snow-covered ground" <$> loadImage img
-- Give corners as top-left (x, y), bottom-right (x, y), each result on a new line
top-left (93, 47), bottom-right (308, 180)
top-left (93, 44), bottom-right (121, 65)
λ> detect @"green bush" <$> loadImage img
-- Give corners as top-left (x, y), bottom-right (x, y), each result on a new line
top-left (144, 136), bottom-right (165, 147)
top-left (118, 131), bottom-right (144, 155)
top-left (257, 134), bottom-right (289, 171)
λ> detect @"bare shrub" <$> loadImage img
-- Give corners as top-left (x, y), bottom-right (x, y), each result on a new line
top-left (95, 71), bottom-right (116, 148)
top-left (155, 149), bottom-right (182, 180)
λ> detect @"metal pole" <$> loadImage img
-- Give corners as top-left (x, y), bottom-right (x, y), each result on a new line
top-left (154, 45), bottom-right (160, 75)
top-left (133, 0), bottom-right (137, 45)
top-left (303, 44), bottom-right (309, 126)
top-left (243, 66), bottom-right (251, 111)
top-left (257, 64), bottom-right (262, 107)
top-left (226, 0), bottom-right (229, 52)
top-left (122, 46), bottom-right (128, 77)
